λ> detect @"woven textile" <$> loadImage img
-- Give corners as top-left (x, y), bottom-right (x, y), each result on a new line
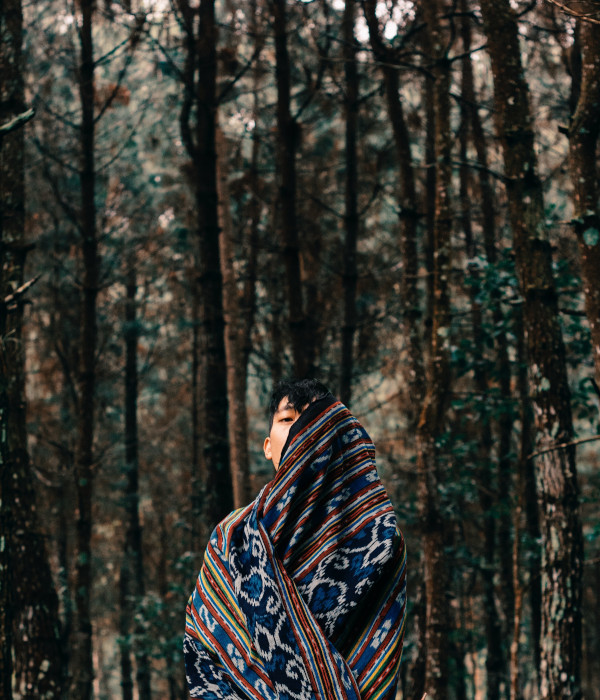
top-left (184, 397), bottom-right (407, 700)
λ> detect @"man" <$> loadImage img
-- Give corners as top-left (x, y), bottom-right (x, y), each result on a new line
top-left (184, 379), bottom-right (406, 699)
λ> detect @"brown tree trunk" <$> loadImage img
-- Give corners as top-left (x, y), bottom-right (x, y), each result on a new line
top-left (415, 2), bottom-right (453, 694)
top-left (459, 5), bottom-right (513, 694)
top-left (568, 12), bottom-right (600, 388)
top-left (517, 303), bottom-right (542, 686)
top-left (511, 303), bottom-right (537, 700)
top-left (190, 284), bottom-right (202, 541)
top-left (340, 0), bottom-right (359, 407)
top-left (178, 0), bottom-right (233, 532)
top-left (119, 260), bottom-right (151, 700)
top-left (71, 2), bottom-right (99, 697)
top-left (272, 0), bottom-right (307, 378)
top-left (480, 1), bottom-right (584, 697)
top-left (217, 128), bottom-right (252, 508)
top-left (1, 0), bottom-right (64, 697)
top-left (242, 1), bottom-right (262, 390)
top-left (458, 81), bottom-right (505, 700)
top-left (0, 330), bottom-right (13, 700)
top-left (423, 53), bottom-right (436, 351)
top-left (363, 0), bottom-right (425, 416)
top-left (362, 7), bottom-right (426, 695)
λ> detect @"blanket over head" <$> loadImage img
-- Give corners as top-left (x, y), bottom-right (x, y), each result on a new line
top-left (184, 396), bottom-right (407, 700)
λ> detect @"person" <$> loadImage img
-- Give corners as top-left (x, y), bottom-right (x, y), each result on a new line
top-left (184, 379), bottom-right (407, 699)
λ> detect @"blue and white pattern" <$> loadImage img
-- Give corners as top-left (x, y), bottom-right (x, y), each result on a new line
top-left (185, 398), bottom-right (407, 700)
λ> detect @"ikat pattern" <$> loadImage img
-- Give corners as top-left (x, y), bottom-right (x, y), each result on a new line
top-left (185, 398), bottom-right (407, 699)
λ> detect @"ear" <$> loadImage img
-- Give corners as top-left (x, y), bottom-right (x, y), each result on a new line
top-left (263, 436), bottom-right (272, 461)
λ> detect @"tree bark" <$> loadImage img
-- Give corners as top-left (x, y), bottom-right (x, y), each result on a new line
top-left (517, 302), bottom-right (542, 687)
top-left (119, 260), bottom-right (151, 700)
top-left (568, 11), bottom-right (600, 388)
top-left (423, 50), bottom-right (436, 352)
top-left (0, 337), bottom-right (13, 700)
top-left (1, 0), bottom-right (64, 696)
top-left (178, 0), bottom-right (233, 533)
top-left (363, 0), bottom-right (425, 417)
top-left (340, 0), bottom-right (359, 407)
top-left (479, 1), bottom-right (584, 697)
top-left (71, 1), bottom-right (99, 697)
top-left (511, 302), bottom-right (538, 700)
top-left (415, 2), bottom-right (453, 694)
top-left (459, 5), bottom-right (513, 694)
top-left (217, 128), bottom-right (252, 509)
top-left (272, 0), bottom-right (307, 378)
top-left (190, 283), bottom-right (202, 542)
top-left (458, 72), bottom-right (504, 700)
top-left (362, 8), bottom-right (427, 695)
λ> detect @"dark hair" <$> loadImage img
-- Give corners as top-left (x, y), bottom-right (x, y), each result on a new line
top-left (268, 378), bottom-right (331, 430)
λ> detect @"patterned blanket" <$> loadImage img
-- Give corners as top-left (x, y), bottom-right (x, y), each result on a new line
top-left (184, 396), bottom-right (407, 700)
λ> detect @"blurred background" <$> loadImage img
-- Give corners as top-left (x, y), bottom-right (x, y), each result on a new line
top-left (1, 0), bottom-right (600, 698)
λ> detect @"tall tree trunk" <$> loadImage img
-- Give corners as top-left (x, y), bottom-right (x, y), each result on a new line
top-left (511, 303), bottom-right (537, 700)
top-left (479, 1), bottom-right (584, 697)
top-left (423, 51), bottom-right (436, 351)
top-left (217, 128), bottom-right (252, 508)
top-left (459, 5), bottom-right (513, 694)
top-left (178, 0), bottom-right (233, 532)
top-left (196, 0), bottom-right (232, 529)
top-left (459, 87), bottom-right (504, 700)
top-left (0, 8), bottom-right (18, 696)
top-left (1, 0), bottom-right (64, 697)
top-left (216, 0), bottom-right (262, 509)
top-left (272, 0), bottom-right (307, 378)
top-left (190, 284), bottom-right (202, 541)
top-left (363, 1), bottom-right (425, 416)
top-left (71, 1), bottom-right (99, 697)
top-left (362, 6), bottom-right (426, 695)
top-left (415, 2), bottom-right (453, 694)
top-left (340, 0), bottom-right (359, 407)
top-left (119, 260), bottom-right (151, 700)
top-left (0, 330), bottom-right (13, 700)
top-left (568, 11), bottom-right (600, 388)
top-left (51, 246), bottom-right (77, 689)
top-left (242, 0), bottom-right (262, 391)
top-left (517, 303), bottom-right (542, 686)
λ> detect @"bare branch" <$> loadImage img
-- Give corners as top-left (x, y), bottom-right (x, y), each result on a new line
top-left (529, 434), bottom-right (600, 459)
top-left (3, 275), bottom-right (41, 307)
top-left (544, 0), bottom-right (600, 23)
top-left (0, 108), bottom-right (35, 135)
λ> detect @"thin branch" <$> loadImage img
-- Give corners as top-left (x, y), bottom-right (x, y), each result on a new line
top-left (529, 434), bottom-right (600, 459)
top-left (146, 32), bottom-right (184, 83)
top-left (40, 157), bottom-right (82, 231)
top-left (3, 275), bottom-right (41, 307)
top-left (37, 101), bottom-right (80, 131)
top-left (0, 108), bottom-right (35, 135)
top-left (95, 14), bottom-right (147, 124)
top-left (218, 43), bottom-right (264, 105)
top-left (294, 7), bottom-right (333, 120)
top-left (32, 135), bottom-right (80, 175)
top-left (304, 191), bottom-right (344, 220)
top-left (451, 159), bottom-right (507, 181)
top-left (359, 183), bottom-right (383, 217)
top-left (97, 93), bottom-right (153, 174)
top-left (544, 0), bottom-right (600, 23)
top-left (94, 33), bottom-right (132, 67)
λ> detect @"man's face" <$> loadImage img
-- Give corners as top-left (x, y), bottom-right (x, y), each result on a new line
top-left (263, 396), bottom-right (305, 470)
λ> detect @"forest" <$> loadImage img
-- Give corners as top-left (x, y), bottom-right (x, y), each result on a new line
top-left (1, 0), bottom-right (600, 698)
